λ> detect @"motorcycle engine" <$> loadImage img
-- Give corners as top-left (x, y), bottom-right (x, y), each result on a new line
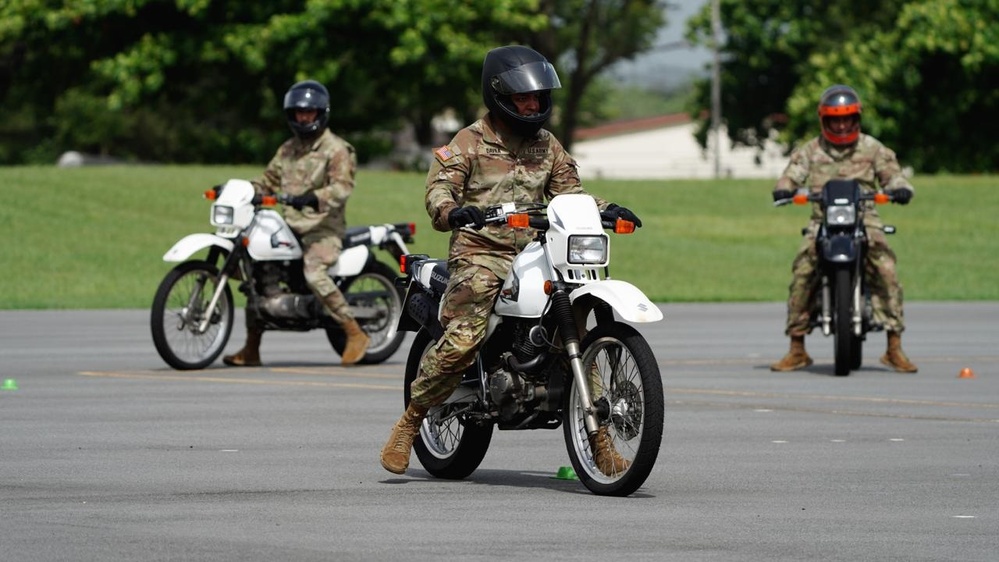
top-left (254, 262), bottom-right (320, 320)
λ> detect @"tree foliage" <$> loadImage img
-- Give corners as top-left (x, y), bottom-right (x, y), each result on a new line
top-left (518, 0), bottom-right (666, 152)
top-left (685, 0), bottom-right (999, 173)
top-left (0, 0), bottom-right (545, 164)
top-left (0, 0), bottom-right (666, 165)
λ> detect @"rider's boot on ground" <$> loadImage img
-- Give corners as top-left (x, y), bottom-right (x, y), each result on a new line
top-left (380, 403), bottom-right (428, 474)
top-left (770, 335), bottom-right (813, 372)
top-left (340, 318), bottom-right (370, 366)
top-left (591, 426), bottom-right (630, 475)
top-left (223, 328), bottom-right (263, 367)
top-left (880, 331), bottom-right (918, 373)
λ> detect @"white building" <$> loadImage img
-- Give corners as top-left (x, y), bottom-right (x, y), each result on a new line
top-left (570, 114), bottom-right (789, 180)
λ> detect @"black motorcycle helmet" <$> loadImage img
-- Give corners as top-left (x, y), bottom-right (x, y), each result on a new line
top-left (818, 84), bottom-right (862, 146)
top-left (481, 45), bottom-right (561, 137)
top-left (283, 80), bottom-right (330, 140)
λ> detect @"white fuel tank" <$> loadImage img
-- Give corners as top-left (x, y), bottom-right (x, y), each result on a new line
top-left (245, 209), bottom-right (303, 261)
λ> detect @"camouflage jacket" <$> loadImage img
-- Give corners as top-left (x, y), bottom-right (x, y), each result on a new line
top-left (426, 114), bottom-right (609, 277)
top-left (776, 134), bottom-right (913, 225)
top-left (253, 128), bottom-right (357, 236)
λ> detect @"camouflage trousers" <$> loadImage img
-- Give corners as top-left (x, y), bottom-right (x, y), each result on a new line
top-left (784, 222), bottom-right (905, 336)
top-left (410, 263), bottom-right (502, 408)
top-left (245, 230), bottom-right (352, 330)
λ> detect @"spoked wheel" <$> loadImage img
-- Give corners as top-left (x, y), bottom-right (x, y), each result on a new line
top-left (833, 268), bottom-right (854, 376)
top-left (327, 261), bottom-right (406, 364)
top-left (151, 260), bottom-right (233, 370)
top-left (404, 330), bottom-right (493, 479)
top-left (564, 322), bottom-right (664, 497)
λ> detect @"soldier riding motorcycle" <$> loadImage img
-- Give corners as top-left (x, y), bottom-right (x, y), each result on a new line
top-left (151, 179), bottom-right (413, 370)
top-left (393, 195), bottom-right (664, 496)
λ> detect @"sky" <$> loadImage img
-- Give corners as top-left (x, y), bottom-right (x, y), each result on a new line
top-left (606, 0), bottom-right (712, 91)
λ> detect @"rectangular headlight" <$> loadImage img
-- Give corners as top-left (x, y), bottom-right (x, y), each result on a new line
top-left (212, 205), bottom-right (235, 226)
top-left (567, 235), bottom-right (608, 264)
top-left (825, 205), bottom-right (856, 226)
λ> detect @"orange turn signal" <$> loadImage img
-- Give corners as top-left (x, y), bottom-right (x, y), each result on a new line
top-left (873, 192), bottom-right (890, 204)
top-left (204, 189), bottom-right (217, 200)
top-left (261, 195), bottom-right (278, 207)
top-left (507, 213), bottom-right (531, 228)
top-left (543, 280), bottom-right (554, 295)
top-left (399, 254), bottom-right (408, 274)
top-left (792, 194), bottom-right (809, 205)
top-left (614, 219), bottom-right (636, 234)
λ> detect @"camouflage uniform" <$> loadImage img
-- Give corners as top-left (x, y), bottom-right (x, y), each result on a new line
top-left (408, 114), bottom-right (609, 408)
top-left (251, 128), bottom-right (358, 326)
top-left (777, 134), bottom-right (912, 336)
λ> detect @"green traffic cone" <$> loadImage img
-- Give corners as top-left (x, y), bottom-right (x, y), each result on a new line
top-left (2, 378), bottom-right (18, 391)
top-left (552, 466), bottom-right (578, 480)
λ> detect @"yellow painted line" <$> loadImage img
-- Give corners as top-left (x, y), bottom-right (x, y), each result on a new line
top-left (658, 355), bottom-right (999, 367)
top-left (667, 398), bottom-right (999, 424)
top-left (664, 386), bottom-right (999, 410)
top-left (77, 371), bottom-right (399, 391)
top-left (269, 366), bottom-right (401, 379)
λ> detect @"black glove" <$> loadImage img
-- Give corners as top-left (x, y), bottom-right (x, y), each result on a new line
top-left (889, 188), bottom-right (913, 205)
top-left (773, 189), bottom-right (793, 202)
top-left (601, 203), bottom-right (642, 228)
top-left (284, 192), bottom-right (319, 211)
top-left (447, 206), bottom-right (486, 229)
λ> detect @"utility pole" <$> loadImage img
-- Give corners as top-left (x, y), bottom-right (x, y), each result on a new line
top-left (711, 0), bottom-right (722, 178)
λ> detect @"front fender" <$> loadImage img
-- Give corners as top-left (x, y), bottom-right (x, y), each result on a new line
top-left (570, 280), bottom-right (663, 323)
top-left (822, 234), bottom-right (857, 263)
top-left (163, 233), bottom-right (234, 262)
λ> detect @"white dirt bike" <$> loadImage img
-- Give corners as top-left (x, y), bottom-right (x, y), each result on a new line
top-left (151, 179), bottom-right (414, 370)
top-left (396, 194), bottom-right (664, 496)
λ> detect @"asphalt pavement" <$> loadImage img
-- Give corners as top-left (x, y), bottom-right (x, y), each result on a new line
top-left (1, 302), bottom-right (997, 561)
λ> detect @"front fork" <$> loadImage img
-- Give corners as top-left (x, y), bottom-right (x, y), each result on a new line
top-left (551, 289), bottom-right (601, 436)
top-left (194, 247), bottom-right (244, 333)
top-left (819, 261), bottom-right (863, 337)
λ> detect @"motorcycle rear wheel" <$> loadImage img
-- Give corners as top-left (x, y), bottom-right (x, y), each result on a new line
top-left (326, 260), bottom-right (406, 364)
top-left (404, 330), bottom-right (493, 479)
top-left (564, 322), bottom-right (664, 496)
top-left (151, 260), bottom-right (233, 370)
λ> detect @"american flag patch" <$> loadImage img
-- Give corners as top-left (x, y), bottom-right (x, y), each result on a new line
top-left (434, 145), bottom-right (455, 161)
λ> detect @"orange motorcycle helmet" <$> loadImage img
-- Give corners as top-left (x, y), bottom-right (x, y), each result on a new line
top-left (818, 85), bottom-right (862, 146)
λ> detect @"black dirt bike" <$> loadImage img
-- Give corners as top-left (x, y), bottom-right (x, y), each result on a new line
top-left (776, 179), bottom-right (897, 376)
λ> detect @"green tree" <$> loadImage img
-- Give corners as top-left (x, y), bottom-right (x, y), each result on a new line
top-left (0, 0), bottom-right (544, 164)
top-left (684, 0), bottom-right (999, 173)
top-left (519, 0), bottom-right (667, 152)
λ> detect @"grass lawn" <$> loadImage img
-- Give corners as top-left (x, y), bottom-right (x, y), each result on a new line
top-left (0, 165), bottom-right (995, 309)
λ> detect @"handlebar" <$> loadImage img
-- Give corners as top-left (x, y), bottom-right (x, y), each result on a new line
top-left (476, 202), bottom-right (636, 234)
top-left (774, 191), bottom-right (893, 207)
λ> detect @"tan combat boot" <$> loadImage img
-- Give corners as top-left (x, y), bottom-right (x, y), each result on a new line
top-left (880, 331), bottom-right (918, 373)
top-left (770, 335), bottom-right (813, 372)
top-left (222, 329), bottom-right (263, 367)
top-left (591, 426), bottom-right (630, 476)
top-left (380, 403), bottom-right (429, 474)
top-left (340, 319), bottom-right (371, 366)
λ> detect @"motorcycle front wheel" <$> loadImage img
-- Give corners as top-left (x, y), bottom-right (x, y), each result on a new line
top-left (326, 261), bottom-right (406, 364)
top-left (833, 268), bottom-right (854, 376)
top-left (564, 322), bottom-right (664, 497)
top-left (404, 330), bottom-right (493, 479)
top-left (151, 260), bottom-right (233, 370)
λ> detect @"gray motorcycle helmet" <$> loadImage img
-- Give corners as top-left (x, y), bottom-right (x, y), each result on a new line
top-left (283, 80), bottom-right (330, 140)
top-left (481, 45), bottom-right (561, 137)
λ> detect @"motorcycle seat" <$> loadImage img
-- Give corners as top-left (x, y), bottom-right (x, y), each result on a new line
top-left (343, 226), bottom-right (372, 249)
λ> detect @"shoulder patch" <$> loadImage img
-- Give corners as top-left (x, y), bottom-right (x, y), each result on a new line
top-left (434, 145), bottom-right (456, 162)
